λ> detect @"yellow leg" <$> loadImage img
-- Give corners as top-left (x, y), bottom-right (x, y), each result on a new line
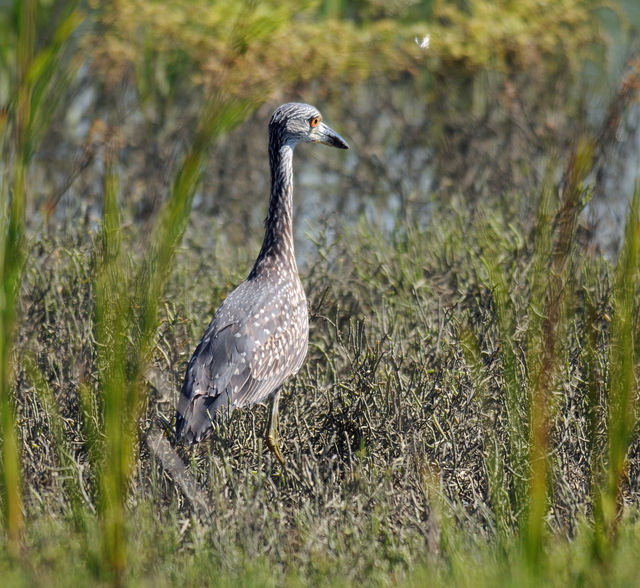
top-left (266, 388), bottom-right (285, 465)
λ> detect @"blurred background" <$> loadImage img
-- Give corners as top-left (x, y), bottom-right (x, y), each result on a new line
top-left (2, 0), bottom-right (639, 256)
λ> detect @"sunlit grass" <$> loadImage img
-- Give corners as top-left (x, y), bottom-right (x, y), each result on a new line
top-left (6, 170), bottom-right (640, 586)
top-left (89, 94), bottom-right (259, 581)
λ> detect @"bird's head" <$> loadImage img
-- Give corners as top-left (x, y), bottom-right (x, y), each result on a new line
top-left (269, 102), bottom-right (349, 150)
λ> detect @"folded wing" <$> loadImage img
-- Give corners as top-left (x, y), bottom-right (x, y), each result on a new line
top-left (175, 283), bottom-right (307, 444)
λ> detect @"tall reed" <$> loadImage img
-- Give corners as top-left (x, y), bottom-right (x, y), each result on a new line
top-left (466, 140), bottom-right (593, 567)
top-left (523, 139), bottom-right (593, 566)
top-left (0, 0), bottom-right (31, 550)
top-left (0, 0), bottom-right (80, 553)
top-left (592, 187), bottom-right (640, 562)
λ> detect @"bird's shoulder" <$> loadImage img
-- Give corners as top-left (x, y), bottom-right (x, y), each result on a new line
top-left (214, 272), bottom-right (307, 338)
top-left (183, 274), bottom-right (308, 393)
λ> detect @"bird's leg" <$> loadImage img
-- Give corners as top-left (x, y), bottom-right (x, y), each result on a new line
top-left (266, 388), bottom-right (285, 465)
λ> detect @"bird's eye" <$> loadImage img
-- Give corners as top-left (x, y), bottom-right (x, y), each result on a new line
top-left (310, 117), bottom-right (320, 128)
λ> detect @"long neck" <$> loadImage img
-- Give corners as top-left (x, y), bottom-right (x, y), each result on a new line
top-left (251, 141), bottom-right (297, 276)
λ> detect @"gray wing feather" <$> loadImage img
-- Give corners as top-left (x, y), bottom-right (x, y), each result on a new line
top-left (175, 280), bottom-right (308, 444)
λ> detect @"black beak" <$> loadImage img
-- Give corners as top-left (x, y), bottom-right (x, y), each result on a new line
top-left (316, 122), bottom-right (349, 149)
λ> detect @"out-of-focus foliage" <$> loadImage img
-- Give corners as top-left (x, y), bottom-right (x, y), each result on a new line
top-left (71, 0), bottom-right (610, 234)
top-left (429, 0), bottom-right (601, 73)
top-left (0, 1), bottom-right (81, 106)
top-left (87, 0), bottom-right (602, 101)
top-left (89, 0), bottom-right (416, 103)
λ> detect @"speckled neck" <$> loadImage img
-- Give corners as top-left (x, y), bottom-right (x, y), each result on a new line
top-left (250, 140), bottom-right (297, 278)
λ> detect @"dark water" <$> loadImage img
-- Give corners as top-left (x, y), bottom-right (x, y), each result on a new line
top-left (583, 0), bottom-right (640, 255)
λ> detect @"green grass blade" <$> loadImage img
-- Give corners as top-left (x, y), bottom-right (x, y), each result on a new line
top-left (0, 0), bottom-right (38, 551)
top-left (594, 187), bottom-right (640, 561)
top-left (477, 220), bottom-right (528, 531)
top-left (524, 138), bottom-right (593, 566)
top-left (23, 354), bottom-right (88, 527)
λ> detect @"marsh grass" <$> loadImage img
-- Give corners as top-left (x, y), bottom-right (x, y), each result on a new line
top-left (0, 0), bottom-right (81, 553)
top-left (88, 95), bottom-right (258, 581)
top-left (4, 167), bottom-right (640, 586)
top-left (591, 186), bottom-right (640, 562)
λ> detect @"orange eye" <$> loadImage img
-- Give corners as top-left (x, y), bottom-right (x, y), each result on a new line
top-left (310, 117), bottom-right (320, 128)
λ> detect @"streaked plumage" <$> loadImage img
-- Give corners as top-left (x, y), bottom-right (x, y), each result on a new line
top-left (175, 102), bottom-right (349, 462)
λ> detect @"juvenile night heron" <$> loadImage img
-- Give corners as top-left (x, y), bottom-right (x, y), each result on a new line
top-left (175, 102), bottom-right (349, 463)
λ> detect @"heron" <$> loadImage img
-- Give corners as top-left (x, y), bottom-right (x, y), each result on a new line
top-left (175, 102), bottom-right (349, 463)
